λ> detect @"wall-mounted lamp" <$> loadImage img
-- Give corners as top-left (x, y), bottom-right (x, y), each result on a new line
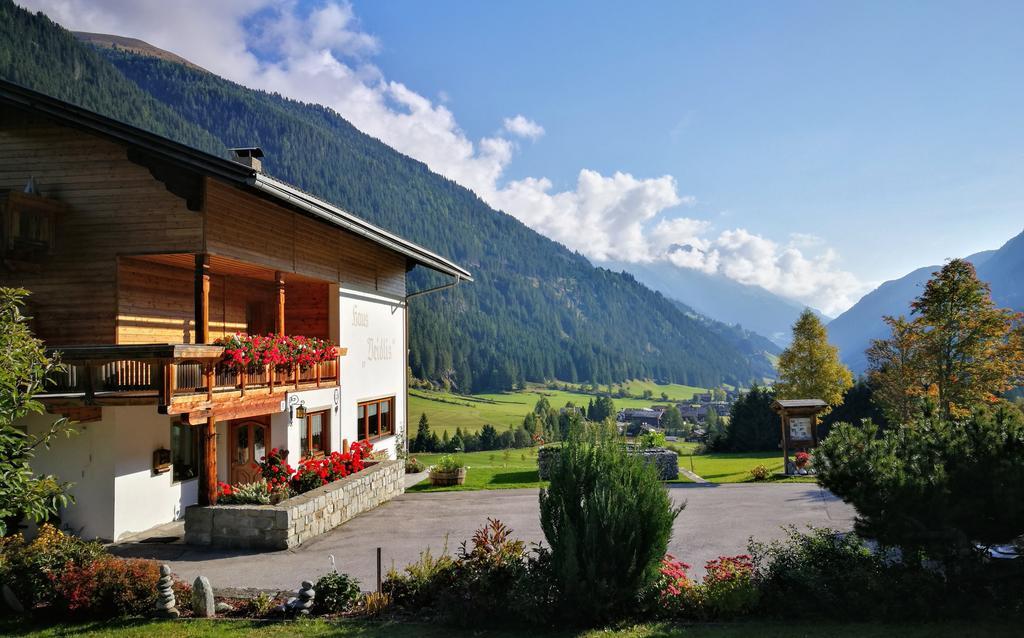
top-left (333, 388), bottom-right (340, 413)
top-left (287, 394), bottom-right (306, 421)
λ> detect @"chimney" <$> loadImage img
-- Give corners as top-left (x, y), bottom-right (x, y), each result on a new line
top-left (229, 147), bottom-right (264, 173)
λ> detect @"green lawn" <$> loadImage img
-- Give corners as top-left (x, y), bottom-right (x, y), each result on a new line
top-left (406, 446), bottom-right (814, 491)
top-left (5, 619), bottom-right (1021, 638)
top-left (670, 448), bottom-right (816, 484)
top-left (406, 449), bottom-right (543, 492)
top-left (409, 382), bottom-right (705, 438)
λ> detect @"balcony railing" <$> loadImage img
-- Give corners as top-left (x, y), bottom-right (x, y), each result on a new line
top-left (41, 343), bottom-right (341, 415)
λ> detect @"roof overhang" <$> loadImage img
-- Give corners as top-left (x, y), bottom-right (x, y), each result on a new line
top-left (0, 79), bottom-right (472, 282)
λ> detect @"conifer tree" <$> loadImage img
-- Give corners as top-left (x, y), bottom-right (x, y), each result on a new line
top-left (412, 413), bottom-right (431, 453)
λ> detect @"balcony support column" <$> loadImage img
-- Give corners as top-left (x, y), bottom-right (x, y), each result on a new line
top-left (194, 254), bottom-right (211, 344)
top-left (275, 271), bottom-right (285, 336)
top-left (199, 415), bottom-right (218, 506)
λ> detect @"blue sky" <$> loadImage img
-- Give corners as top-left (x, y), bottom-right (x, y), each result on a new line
top-left (28, 0), bottom-right (1024, 314)
top-left (357, 1), bottom-right (1024, 277)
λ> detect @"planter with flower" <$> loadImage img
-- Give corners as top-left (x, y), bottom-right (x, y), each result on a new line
top-left (428, 454), bottom-right (467, 486)
top-left (213, 333), bottom-right (340, 388)
top-left (793, 451), bottom-right (813, 474)
top-left (185, 440), bottom-right (404, 550)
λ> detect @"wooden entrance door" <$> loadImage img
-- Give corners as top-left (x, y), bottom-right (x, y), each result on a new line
top-left (229, 418), bottom-right (269, 484)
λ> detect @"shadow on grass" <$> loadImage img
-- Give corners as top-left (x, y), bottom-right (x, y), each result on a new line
top-left (487, 470), bottom-right (539, 485)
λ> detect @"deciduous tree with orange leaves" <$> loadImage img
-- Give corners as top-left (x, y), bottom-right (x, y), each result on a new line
top-left (868, 258), bottom-right (1024, 422)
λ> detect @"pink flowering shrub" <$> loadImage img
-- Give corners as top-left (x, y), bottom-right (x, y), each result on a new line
top-left (702, 554), bottom-right (759, 617)
top-left (652, 553), bottom-right (759, 619)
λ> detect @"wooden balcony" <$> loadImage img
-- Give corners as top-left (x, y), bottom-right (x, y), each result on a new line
top-left (40, 343), bottom-right (342, 423)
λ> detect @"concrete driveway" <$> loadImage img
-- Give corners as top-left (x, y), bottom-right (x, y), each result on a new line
top-left (113, 484), bottom-right (855, 593)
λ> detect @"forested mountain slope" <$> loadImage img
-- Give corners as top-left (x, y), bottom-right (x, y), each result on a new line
top-left (1, 1), bottom-right (768, 391)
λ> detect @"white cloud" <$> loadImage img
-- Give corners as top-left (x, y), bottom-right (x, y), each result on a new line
top-left (502, 115), bottom-right (544, 140)
top-left (20, 0), bottom-right (867, 315)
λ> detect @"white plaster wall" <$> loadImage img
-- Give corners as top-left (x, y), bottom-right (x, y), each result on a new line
top-left (338, 287), bottom-right (407, 460)
top-left (23, 406), bottom-right (199, 540)
top-left (22, 410), bottom-right (116, 540)
top-left (111, 406), bottom-right (198, 540)
top-left (284, 386), bottom-right (339, 468)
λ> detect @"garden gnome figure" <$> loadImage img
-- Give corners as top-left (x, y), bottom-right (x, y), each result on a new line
top-left (192, 575), bottom-right (215, 617)
top-left (154, 565), bottom-right (179, 618)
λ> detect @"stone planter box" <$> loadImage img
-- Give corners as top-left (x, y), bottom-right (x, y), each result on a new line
top-left (428, 467), bottom-right (466, 486)
top-left (184, 459), bottom-right (404, 550)
top-left (537, 444), bottom-right (679, 481)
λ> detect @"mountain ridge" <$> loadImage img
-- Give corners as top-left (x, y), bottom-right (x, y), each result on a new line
top-left (828, 230), bottom-right (1024, 374)
top-left (1, 0), bottom-right (772, 392)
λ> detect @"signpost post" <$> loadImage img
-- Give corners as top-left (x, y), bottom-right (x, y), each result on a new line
top-left (772, 399), bottom-right (828, 475)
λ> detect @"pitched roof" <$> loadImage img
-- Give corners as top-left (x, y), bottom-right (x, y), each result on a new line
top-left (772, 399), bottom-right (828, 409)
top-left (0, 79), bottom-right (472, 282)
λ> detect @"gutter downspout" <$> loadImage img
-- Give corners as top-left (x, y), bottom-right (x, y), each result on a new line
top-left (403, 274), bottom-right (463, 458)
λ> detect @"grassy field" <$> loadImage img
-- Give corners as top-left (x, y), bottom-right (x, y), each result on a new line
top-left (406, 445), bottom-right (813, 491)
top-left (409, 381), bottom-right (706, 438)
top-left (406, 449), bottom-right (542, 492)
top-left (5, 619), bottom-right (1021, 638)
top-left (620, 380), bottom-right (706, 401)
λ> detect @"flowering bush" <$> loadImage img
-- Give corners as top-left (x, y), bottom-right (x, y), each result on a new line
top-left (214, 333), bottom-right (338, 373)
top-left (288, 441), bottom-right (372, 495)
top-left (0, 523), bottom-right (105, 608)
top-left (702, 554), bottom-right (759, 618)
top-left (257, 448), bottom-right (294, 491)
top-left (218, 479), bottom-right (271, 505)
top-left (52, 556), bottom-right (160, 617)
top-left (794, 451), bottom-right (811, 469)
top-left (651, 554), bottom-right (696, 615)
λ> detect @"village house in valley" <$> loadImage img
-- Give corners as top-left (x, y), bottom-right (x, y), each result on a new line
top-left (0, 80), bottom-right (471, 541)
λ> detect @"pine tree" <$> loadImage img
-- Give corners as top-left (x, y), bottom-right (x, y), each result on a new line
top-left (413, 413), bottom-right (431, 453)
top-left (776, 309), bottom-right (853, 410)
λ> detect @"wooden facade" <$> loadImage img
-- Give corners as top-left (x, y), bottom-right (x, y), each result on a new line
top-left (0, 104), bottom-right (404, 505)
top-left (0, 106), bottom-right (406, 347)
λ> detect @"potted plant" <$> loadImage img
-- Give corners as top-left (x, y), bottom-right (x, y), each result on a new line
top-left (794, 450), bottom-right (812, 474)
top-left (428, 454), bottom-right (467, 486)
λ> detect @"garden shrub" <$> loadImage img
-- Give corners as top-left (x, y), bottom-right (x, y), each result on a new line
top-left (242, 591), bottom-right (275, 617)
top-left (748, 464), bottom-right (770, 481)
top-left (816, 405), bottom-right (1024, 561)
top-left (539, 424), bottom-right (682, 625)
top-left (648, 554), bottom-right (758, 620)
top-left (749, 526), bottom-right (894, 620)
top-left (52, 556), bottom-right (160, 617)
top-left (382, 545), bottom-right (457, 611)
top-left (535, 443), bottom-right (561, 480)
top-left (314, 570), bottom-right (362, 614)
top-left (649, 554), bottom-right (697, 617)
top-left (0, 523), bottom-right (104, 608)
top-left (361, 591), bottom-right (392, 617)
top-left (217, 479), bottom-right (271, 505)
top-left (405, 457), bottom-right (425, 473)
top-left (701, 555), bottom-right (759, 618)
top-left (442, 519), bottom-right (531, 625)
